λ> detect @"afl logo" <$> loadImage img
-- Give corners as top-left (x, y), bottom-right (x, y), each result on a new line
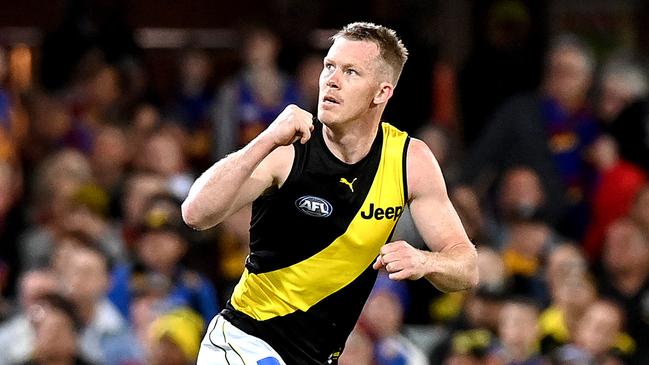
top-left (295, 196), bottom-right (333, 218)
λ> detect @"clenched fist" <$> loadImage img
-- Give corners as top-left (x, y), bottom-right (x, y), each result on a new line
top-left (261, 104), bottom-right (315, 147)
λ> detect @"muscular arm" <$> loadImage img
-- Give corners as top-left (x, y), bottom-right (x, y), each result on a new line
top-left (375, 139), bottom-right (478, 292)
top-left (182, 105), bottom-right (313, 230)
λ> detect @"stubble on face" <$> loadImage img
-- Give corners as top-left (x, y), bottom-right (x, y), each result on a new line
top-left (317, 38), bottom-right (386, 126)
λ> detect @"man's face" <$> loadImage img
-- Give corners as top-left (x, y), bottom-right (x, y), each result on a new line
top-left (544, 47), bottom-right (591, 106)
top-left (576, 302), bottom-right (622, 357)
top-left (603, 220), bottom-right (649, 274)
top-left (498, 303), bottom-right (539, 356)
top-left (317, 38), bottom-right (386, 125)
top-left (59, 248), bottom-right (108, 304)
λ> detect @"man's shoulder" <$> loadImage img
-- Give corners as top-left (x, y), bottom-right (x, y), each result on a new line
top-left (405, 138), bottom-right (432, 162)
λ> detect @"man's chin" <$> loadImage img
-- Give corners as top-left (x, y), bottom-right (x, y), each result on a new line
top-left (317, 109), bottom-right (334, 124)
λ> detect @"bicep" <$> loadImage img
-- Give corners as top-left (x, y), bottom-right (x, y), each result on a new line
top-left (407, 139), bottom-right (470, 252)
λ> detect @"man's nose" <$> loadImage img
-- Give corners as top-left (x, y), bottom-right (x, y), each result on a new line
top-left (325, 70), bottom-right (340, 89)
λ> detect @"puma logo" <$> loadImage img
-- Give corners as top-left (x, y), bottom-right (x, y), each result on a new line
top-left (339, 177), bottom-right (357, 192)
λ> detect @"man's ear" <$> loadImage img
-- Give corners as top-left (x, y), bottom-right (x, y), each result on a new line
top-left (373, 82), bottom-right (394, 105)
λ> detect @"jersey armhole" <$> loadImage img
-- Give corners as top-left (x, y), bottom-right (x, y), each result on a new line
top-left (278, 141), bottom-right (306, 192)
top-left (402, 136), bottom-right (411, 205)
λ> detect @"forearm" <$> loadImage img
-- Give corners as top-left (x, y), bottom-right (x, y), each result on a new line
top-left (182, 136), bottom-right (276, 230)
top-left (423, 242), bottom-right (478, 293)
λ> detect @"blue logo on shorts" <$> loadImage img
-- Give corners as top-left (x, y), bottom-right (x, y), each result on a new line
top-left (257, 357), bottom-right (281, 365)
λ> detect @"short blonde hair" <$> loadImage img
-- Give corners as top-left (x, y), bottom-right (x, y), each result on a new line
top-left (332, 22), bottom-right (409, 84)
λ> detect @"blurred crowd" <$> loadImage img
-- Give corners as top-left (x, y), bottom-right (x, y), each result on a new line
top-left (0, 1), bottom-right (648, 365)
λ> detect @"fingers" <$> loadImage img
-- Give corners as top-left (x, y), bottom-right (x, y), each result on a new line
top-left (379, 240), bottom-right (408, 256)
top-left (374, 252), bottom-right (402, 273)
top-left (384, 260), bottom-right (409, 281)
top-left (299, 121), bottom-right (312, 144)
top-left (372, 256), bottom-right (385, 270)
top-left (388, 270), bottom-right (409, 281)
top-left (375, 240), bottom-right (425, 281)
top-left (271, 104), bottom-right (313, 146)
top-left (293, 107), bottom-right (313, 144)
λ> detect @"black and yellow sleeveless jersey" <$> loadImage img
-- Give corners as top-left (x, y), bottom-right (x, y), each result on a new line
top-left (222, 119), bottom-right (410, 364)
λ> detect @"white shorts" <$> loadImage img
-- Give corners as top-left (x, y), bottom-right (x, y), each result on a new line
top-left (197, 315), bottom-right (287, 365)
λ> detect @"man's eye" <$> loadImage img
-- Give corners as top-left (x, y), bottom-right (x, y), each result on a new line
top-left (346, 69), bottom-right (358, 75)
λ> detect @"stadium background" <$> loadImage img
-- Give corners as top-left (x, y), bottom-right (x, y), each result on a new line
top-left (0, 0), bottom-right (647, 364)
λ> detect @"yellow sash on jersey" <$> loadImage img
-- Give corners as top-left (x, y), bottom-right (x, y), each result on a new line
top-left (231, 123), bottom-right (409, 320)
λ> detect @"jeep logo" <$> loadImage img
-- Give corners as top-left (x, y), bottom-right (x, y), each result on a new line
top-left (360, 203), bottom-right (403, 220)
top-left (295, 196), bottom-right (333, 218)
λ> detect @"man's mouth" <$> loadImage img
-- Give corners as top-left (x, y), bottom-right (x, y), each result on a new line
top-left (323, 95), bottom-right (340, 105)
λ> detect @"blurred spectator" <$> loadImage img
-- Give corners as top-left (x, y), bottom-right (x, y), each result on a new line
top-left (58, 242), bottom-right (143, 365)
top-left (497, 167), bottom-right (546, 227)
top-left (552, 300), bottom-right (630, 365)
top-left (213, 205), bottom-right (251, 302)
top-left (211, 25), bottom-right (300, 159)
top-left (430, 246), bottom-right (506, 330)
top-left (501, 214), bottom-right (557, 301)
top-left (128, 278), bottom-right (168, 358)
top-left (19, 149), bottom-right (92, 270)
top-left (476, 247), bottom-right (508, 297)
top-left (596, 55), bottom-right (649, 169)
top-left (63, 184), bottom-right (128, 264)
top-left (23, 181), bottom-right (127, 271)
top-left (416, 124), bottom-right (456, 175)
top-left (168, 48), bottom-right (215, 131)
top-left (119, 172), bottom-right (167, 248)
top-left (598, 218), bottom-right (649, 364)
top-left (458, 0), bottom-right (544, 147)
top-left (108, 193), bottom-right (218, 322)
top-left (22, 93), bottom-right (93, 166)
top-left (486, 297), bottom-right (545, 365)
top-left (133, 129), bottom-right (193, 200)
top-left (458, 34), bottom-right (599, 240)
top-left (491, 166), bottom-right (552, 252)
top-left (460, 288), bottom-right (504, 335)
top-left (431, 246), bottom-right (509, 364)
top-left (166, 48), bottom-right (215, 168)
top-left (0, 269), bottom-right (59, 365)
top-left (71, 63), bottom-right (125, 129)
top-left (583, 135), bottom-right (646, 261)
top-left (539, 257), bottom-right (596, 355)
top-left (126, 103), bottom-right (162, 155)
top-left (437, 247), bottom-right (507, 364)
top-left (90, 125), bottom-right (130, 214)
top-left (543, 243), bottom-right (588, 300)
top-left (360, 273), bottom-right (428, 365)
top-left (596, 55), bottom-right (648, 124)
top-left (20, 293), bottom-right (95, 365)
top-left (443, 328), bottom-right (493, 365)
top-left (451, 187), bottom-right (488, 245)
top-left (147, 308), bottom-right (204, 365)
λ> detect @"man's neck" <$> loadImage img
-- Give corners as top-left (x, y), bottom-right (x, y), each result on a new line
top-left (322, 116), bottom-right (381, 164)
